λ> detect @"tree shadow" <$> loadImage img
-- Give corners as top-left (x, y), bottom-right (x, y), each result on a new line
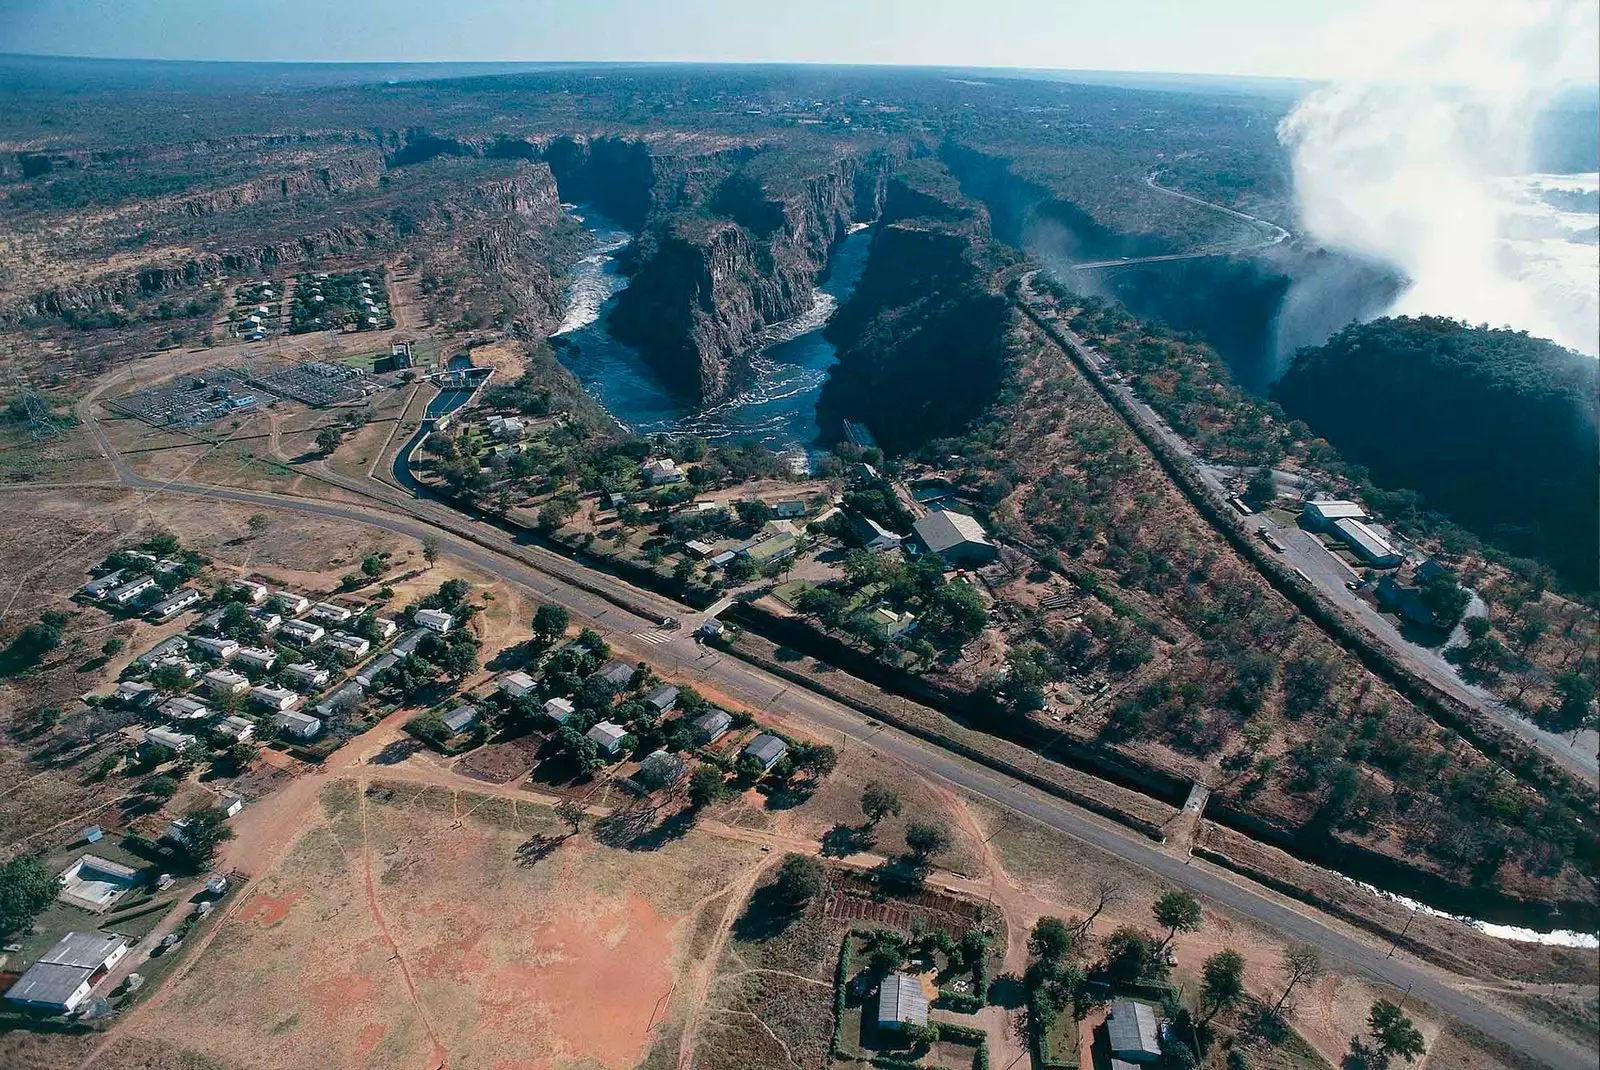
top-left (368, 739), bottom-right (425, 766)
top-left (774, 645), bottom-right (806, 663)
top-left (988, 973), bottom-right (1027, 1010)
top-left (624, 807), bottom-right (696, 851)
top-left (731, 883), bottom-right (804, 942)
top-left (759, 780), bottom-right (815, 811)
top-left (821, 823), bottom-right (874, 858)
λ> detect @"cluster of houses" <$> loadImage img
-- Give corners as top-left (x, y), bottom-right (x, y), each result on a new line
top-left (105, 572), bottom-right (459, 757)
top-left (78, 550), bottom-right (203, 621)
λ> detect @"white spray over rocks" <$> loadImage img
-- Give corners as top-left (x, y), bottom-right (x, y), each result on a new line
top-left (1279, 0), bottom-right (1599, 355)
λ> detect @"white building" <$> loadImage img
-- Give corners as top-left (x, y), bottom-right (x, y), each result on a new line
top-left (233, 646), bottom-right (277, 672)
top-left (160, 696), bottom-right (211, 721)
top-left (642, 457), bottom-right (685, 485)
top-left (250, 684), bottom-right (300, 712)
top-left (190, 636), bottom-right (240, 662)
top-left (543, 697), bottom-right (575, 724)
top-left (278, 619), bottom-right (325, 646)
top-left (3, 932), bottom-right (130, 1014)
top-left (144, 726), bottom-right (198, 754)
top-left (216, 715), bottom-right (255, 741)
top-left (202, 668), bottom-right (250, 697)
top-left (274, 710), bottom-right (322, 740)
top-left (414, 608), bottom-right (454, 633)
top-left (325, 632), bottom-right (370, 659)
top-left (282, 662), bottom-right (331, 691)
top-left (231, 579), bottom-right (270, 604)
top-left (498, 670), bottom-right (538, 699)
top-left (107, 575), bottom-right (157, 606)
top-left (271, 591), bottom-right (311, 616)
top-left (371, 616), bottom-right (398, 639)
top-left (309, 601), bottom-right (353, 624)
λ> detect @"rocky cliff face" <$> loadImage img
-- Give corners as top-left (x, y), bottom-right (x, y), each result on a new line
top-left (176, 151), bottom-right (386, 218)
top-left (607, 148), bottom-right (892, 403)
top-left (2, 160), bottom-right (574, 331)
top-left (816, 170), bottom-right (1014, 454)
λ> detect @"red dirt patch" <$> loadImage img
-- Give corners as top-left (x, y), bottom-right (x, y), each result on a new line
top-left (306, 971), bottom-right (377, 1021)
top-left (482, 893), bottom-right (675, 1069)
top-left (355, 1022), bottom-right (386, 1059)
top-left (239, 888), bottom-right (302, 927)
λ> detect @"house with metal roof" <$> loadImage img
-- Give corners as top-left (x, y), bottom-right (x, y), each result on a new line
top-left (216, 715), bottom-right (255, 741)
top-left (498, 670), bottom-right (538, 699)
top-left (148, 587), bottom-right (202, 621)
top-left (644, 684), bottom-right (679, 715)
top-left (282, 662), bottom-right (331, 691)
top-left (851, 514), bottom-right (905, 552)
top-left (191, 635), bottom-right (240, 661)
top-left (638, 749), bottom-right (687, 787)
top-left (134, 635), bottom-right (188, 668)
top-left (107, 575), bottom-right (157, 606)
top-left (543, 697), bottom-right (576, 723)
top-left (234, 646), bottom-right (277, 672)
top-left (414, 608), bottom-right (455, 633)
top-left (741, 733), bottom-right (788, 771)
top-left (314, 681), bottom-right (364, 718)
top-left (202, 668), bottom-right (250, 697)
top-left (594, 659), bottom-right (636, 689)
top-left (279, 619), bottom-right (325, 646)
top-left (144, 726), bottom-right (198, 754)
top-left (250, 684), bottom-right (300, 712)
top-left (80, 570), bottom-right (126, 600)
top-left (1106, 999), bottom-right (1162, 1063)
top-left (393, 628), bottom-right (431, 656)
top-left (912, 509), bottom-right (997, 567)
top-left (231, 579), bottom-right (270, 604)
top-left (271, 591), bottom-right (311, 615)
top-left (642, 457), bottom-right (685, 485)
top-left (274, 710), bottom-right (322, 740)
top-left (355, 653), bottom-right (399, 689)
top-left (442, 704), bottom-right (479, 735)
top-left (693, 709), bottom-right (733, 744)
top-left (3, 932), bottom-right (129, 1014)
top-left (325, 632), bottom-right (370, 660)
top-left (309, 601), bottom-right (353, 624)
top-left (160, 696), bottom-right (211, 721)
top-left (114, 680), bottom-right (158, 707)
top-left (586, 720), bottom-right (628, 756)
top-left (875, 973), bottom-right (928, 1030)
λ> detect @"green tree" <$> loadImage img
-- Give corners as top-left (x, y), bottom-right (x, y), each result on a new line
top-left (735, 499), bottom-right (773, 527)
top-left (177, 804), bottom-right (234, 866)
top-left (0, 855), bottom-right (57, 938)
top-left (141, 774), bottom-right (180, 800)
top-left (554, 798), bottom-right (586, 838)
top-left (533, 603), bottom-right (570, 641)
top-left (421, 535), bottom-right (440, 569)
top-left (860, 781), bottom-right (903, 825)
top-left (406, 712), bottom-right (450, 746)
top-left (773, 854), bottom-right (823, 907)
top-left (1200, 948), bottom-right (1246, 1022)
top-left (360, 553), bottom-right (388, 579)
top-left (904, 821), bottom-right (949, 862)
top-left (101, 637), bottom-right (124, 658)
top-left (1367, 999), bottom-right (1426, 1063)
top-left (688, 766), bottom-right (726, 808)
top-left (1153, 888), bottom-right (1203, 953)
top-left (1102, 927), bottom-right (1166, 984)
top-left (1, 611), bottom-right (68, 674)
top-left (1244, 466), bottom-right (1277, 506)
top-left (314, 425), bottom-right (343, 453)
top-left (1028, 916), bottom-right (1074, 963)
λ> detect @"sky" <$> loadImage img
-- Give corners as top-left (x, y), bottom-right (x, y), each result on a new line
top-left (0, 0), bottom-right (1488, 79)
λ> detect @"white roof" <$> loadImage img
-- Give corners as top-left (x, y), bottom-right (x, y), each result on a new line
top-left (586, 721), bottom-right (627, 751)
top-left (500, 670), bottom-right (538, 694)
top-left (1304, 499), bottom-right (1366, 521)
top-left (913, 509), bottom-right (993, 555)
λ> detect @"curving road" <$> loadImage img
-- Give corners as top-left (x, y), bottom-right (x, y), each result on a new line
top-left (1068, 172), bottom-right (1289, 272)
top-left (57, 378), bottom-right (1595, 1069)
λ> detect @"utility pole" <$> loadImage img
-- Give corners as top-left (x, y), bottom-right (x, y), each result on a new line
top-left (1386, 905), bottom-right (1418, 959)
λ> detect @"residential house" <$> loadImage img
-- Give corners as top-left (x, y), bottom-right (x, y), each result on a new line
top-left (912, 509), bottom-right (998, 567)
top-left (774, 499), bottom-right (807, 519)
top-left (160, 696), bottom-right (211, 721)
top-left (219, 792), bottom-right (244, 818)
top-left (314, 681), bottom-right (364, 718)
top-left (274, 710), bottom-right (322, 740)
top-left (642, 457), bottom-right (685, 485)
top-left (414, 608), bottom-right (455, 633)
top-left (80, 570), bottom-right (126, 600)
top-left (190, 636), bottom-right (240, 662)
top-left (638, 749), bottom-right (686, 788)
top-left (107, 575), bottom-right (157, 606)
top-left (233, 646), bottom-right (277, 672)
top-left (1106, 1000), bottom-right (1162, 1064)
top-left (231, 580), bottom-right (269, 604)
top-left (644, 684), bottom-right (679, 716)
top-left (282, 662), bottom-right (331, 691)
top-left (684, 539), bottom-right (716, 559)
top-left (355, 653), bottom-right (398, 689)
top-left (876, 974), bottom-right (929, 1031)
top-left (441, 704), bottom-right (479, 735)
top-left (144, 726), bottom-right (197, 754)
top-left (246, 608), bottom-right (283, 633)
top-left (3, 932), bottom-right (130, 1014)
top-left (498, 670), bottom-right (538, 699)
top-left (148, 588), bottom-right (202, 621)
top-left (216, 716), bottom-right (255, 742)
top-left (371, 616), bottom-right (398, 639)
top-left (586, 720), bottom-right (628, 757)
top-left (325, 632), bottom-right (370, 660)
top-left (693, 709), bottom-right (733, 744)
top-left (202, 668), bottom-right (250, 698)
top-left (595, 659), bottom-right (635, 689)
top-left (250, 684), bottom-right (300, 712)
top-left (195, 606), bottom-right (229, 634)
top-left (113, 681), bottom-right (158, 707)
top-left (393, 628), bottom-right (431, 656)
top-left (850, 514), bottom-right (905, 552)
top-left (543, 697), bottom-right (576, 724)
top-left (309, 601), bottom-right (353, 624)
top-left (741, 733), bottom-right (789, 772)
top-left (134, 635), bottom-right (188, 669)
top-left (271, 591), bottom-right (310, 616)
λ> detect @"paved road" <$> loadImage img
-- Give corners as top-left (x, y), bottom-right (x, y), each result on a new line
top-left (1068, 174), bottom-right (1289, 272)
top-left (1017, 273), bottom-right (1599, 784)
top-left (62, 391), bottom-right (1592, 1069)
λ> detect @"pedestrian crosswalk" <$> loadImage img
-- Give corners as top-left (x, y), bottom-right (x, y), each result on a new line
top-left (633, 630), bottom-right (673, 646)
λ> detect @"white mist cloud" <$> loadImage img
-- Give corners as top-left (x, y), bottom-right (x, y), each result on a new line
top-left (1279, 0), bottom-right (1600, 356)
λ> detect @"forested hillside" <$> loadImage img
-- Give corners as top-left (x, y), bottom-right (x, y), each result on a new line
top-left (1274, 317), bottom-right (1599, 590)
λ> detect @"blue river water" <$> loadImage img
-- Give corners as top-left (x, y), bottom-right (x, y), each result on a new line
top-left (551, 205), bottom-right (873, 455)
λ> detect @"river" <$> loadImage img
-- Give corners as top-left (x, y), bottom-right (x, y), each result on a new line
top-left (551, 204), bottom-right (873, 458)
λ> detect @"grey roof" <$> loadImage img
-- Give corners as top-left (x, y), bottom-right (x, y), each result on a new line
top-left (442, 704), bottom-right (478, 734)
top-left (355, 652), bottom-right (399, 686)
top-left (1333, 517), bottom-right (1399, 562)
top-left (742, 733), bottom-right (788, 766)
top-left (315, 681), bottom-right (363, 715)
top-left (1107, 1000), bottom-right (1161, 1057)
top-left (596, 660), bottom-right (635, 687)
top-left (1303, 499), bottom-right (1365, 521)
top-left (73, 855), bottom-right (138, 882)
top-left (4, 961), bottom-right (93, 1008)
top-left (913, 509), bottom-right (993, 556)
top-left (639, 749), bottom-right (686, 785)
top-left (694, 709), bottom-right (732, 738)
top-left (40, 931), bottom-right (127, 970)
top-left (392, 628), bottom-right (430, 656)
top-left (644, 684), bottom-right (679, 712)
top-left (135, 636), bottom-right (189, 667)
top-left (876, 973), bottom-right (928, 1026)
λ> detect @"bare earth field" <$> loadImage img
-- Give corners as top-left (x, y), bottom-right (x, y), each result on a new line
top-left (121, 779), bottom-right (767, 1070)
